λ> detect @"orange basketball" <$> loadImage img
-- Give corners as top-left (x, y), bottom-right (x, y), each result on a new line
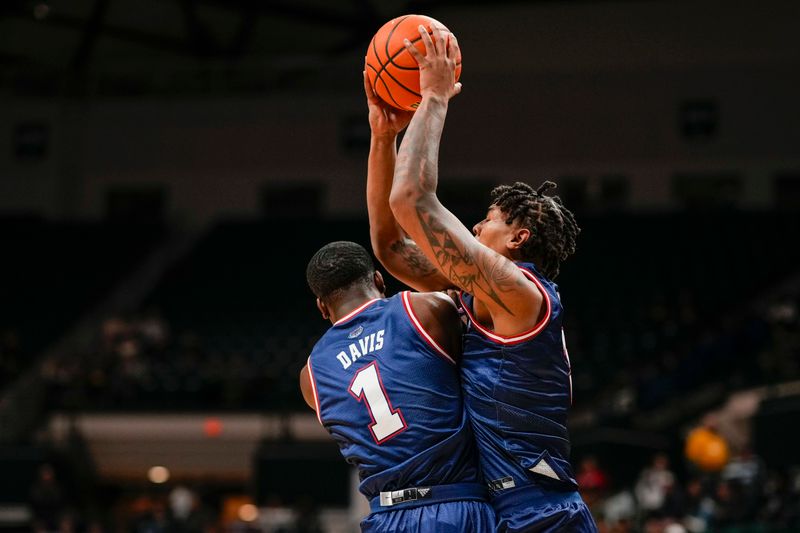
top-left (365, 14), bottom-right (462, 111)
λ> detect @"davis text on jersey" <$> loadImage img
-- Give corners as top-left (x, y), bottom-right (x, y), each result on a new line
top-left (336, 329), bottom-right (385, 370)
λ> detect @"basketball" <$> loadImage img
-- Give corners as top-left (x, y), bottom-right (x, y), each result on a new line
top-left (365, 14), bottom-right (462, 111)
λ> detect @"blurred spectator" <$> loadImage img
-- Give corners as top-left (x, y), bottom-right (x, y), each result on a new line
top-left (635, 454), bottom-right (675, 518)
top-left (135, 500), bottom-right (170, 533)
top-left (137, 310), bottom-right (170, 349)
top-left (168, 485), bottom-right (212, 533)
top-left (711, 479), bottom-right (747, 528)
top-left (169, 486), bottom-right (194, 522)
top-left (683, 478), bottom-right (714, 532)
top-left (720, 450), bottom-right (764, 518)
top-left (578, 455), bottom-right (611, 492)
top-left (41, 311), bottom-right (315, 412)
top-left (577, 455), bottom-right (610, 507)
top-left (30, 464), bottom-right (68, 532)
top-left (591, 446), bottom-right (800, 533)
top-left (600, 489), bottom-right (636, 526)
top-left (658, 480), bottom-right (687, 521)
top-left (259, 496), bottom-right (296, 533)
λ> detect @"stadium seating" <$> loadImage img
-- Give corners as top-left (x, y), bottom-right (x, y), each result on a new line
top-left (34, 212), bottom-right (800, 416)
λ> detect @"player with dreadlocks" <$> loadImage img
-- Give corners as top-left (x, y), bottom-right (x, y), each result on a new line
top-left (488, 180), bottom-right (580, 280)
top-left (365, 22), bottom-right (596, 532)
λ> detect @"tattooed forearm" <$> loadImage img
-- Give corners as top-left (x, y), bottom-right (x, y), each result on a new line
top-left (388, 239), bottom-right (439, 278)
top-left (482, 253), bottom-right (524, 291)
top-left (392, 99), bottom-right (519, 311)
top-left (394, 99), bottom-right (448, 197)
top-left (414, 203), bottom-right (516, 315)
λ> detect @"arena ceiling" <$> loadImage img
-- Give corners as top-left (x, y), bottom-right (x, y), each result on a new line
top-left (0, 0), bottom-right (566, 96)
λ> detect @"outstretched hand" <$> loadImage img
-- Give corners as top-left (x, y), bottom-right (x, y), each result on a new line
top-left (364, 69), bottom-right (414, 137)
top-left (403, 22), bottom-right (462, 101)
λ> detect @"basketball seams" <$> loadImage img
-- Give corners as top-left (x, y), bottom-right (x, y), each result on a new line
top-left (383, 15), bottom-right (412, 66)
top-left (376, 35), bottom-right (427, 99)
top-left (371, 64), bottom-right (406, 110)
top-left (377, 61), bottom-right (422, 98)
top-left (385, 35), bottom-right (423, 71)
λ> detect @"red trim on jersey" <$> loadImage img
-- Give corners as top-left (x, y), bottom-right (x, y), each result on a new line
top-left (306, 356), bottom-right (323, 425)
top-left (348, 361), bottom-right (408, 444)
top-left (400, 291), bottom-right (456, 365)
top-left (459, 267), bottom-right (552, 345)
top-left (334, 298), bottom-right (380, 326)
top-left (561, 327), bottom-right (574, 405)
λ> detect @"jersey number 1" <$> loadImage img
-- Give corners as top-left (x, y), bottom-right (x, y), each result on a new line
top-left (349, 362), bottom-right (407, 443)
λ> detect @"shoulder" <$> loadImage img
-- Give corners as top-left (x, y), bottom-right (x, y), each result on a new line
top-left (516, 262), bottom-right (555, 291)
top-left (516, 262), bottom-right (556, 305)
top-left (406, 291), bottom-right (459, 323)
top-left (402, 291), bottom-right (462, 363)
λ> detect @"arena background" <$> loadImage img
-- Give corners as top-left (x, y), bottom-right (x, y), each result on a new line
top-left (1, 0), bottom-right (799, 531)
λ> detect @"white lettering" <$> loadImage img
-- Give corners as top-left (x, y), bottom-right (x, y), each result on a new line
top-left (335, 329), bottom-right (387, 371)
top-left (336, 351), bottom-right (351, 369)
top-left (349, 344), bottom-right (362, 362)
top-left (359, 337), bottom-right (370, 355)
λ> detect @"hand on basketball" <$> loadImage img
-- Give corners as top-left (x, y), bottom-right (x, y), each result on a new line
top-left (403, 22), bottom-right (462, 102)
top-left (364, 69), bottom-right (414, 137)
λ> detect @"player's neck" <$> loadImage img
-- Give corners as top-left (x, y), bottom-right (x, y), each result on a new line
top-left (329, 289), bottom-right (383, 324)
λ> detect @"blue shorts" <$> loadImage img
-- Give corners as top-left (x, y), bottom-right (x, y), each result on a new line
top-left (362, 482), bottom-right (495, 533)
top-left (492, 485), bottom-right (597, 533)
top-left (361, 500), bottom-right (495, 533)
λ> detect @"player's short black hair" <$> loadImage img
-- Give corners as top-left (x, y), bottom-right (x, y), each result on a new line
top-left (490, 181), bottom-right (580, 279)
top-left (306, 241), bottom-right (376, 301)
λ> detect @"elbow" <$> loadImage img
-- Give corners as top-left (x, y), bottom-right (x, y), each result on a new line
top-left (389, 184), bottom-right (418, 222)
top-left (370, 233), bottom-right (392, 264)
top-left (372, 242), bottom-right (392, 268)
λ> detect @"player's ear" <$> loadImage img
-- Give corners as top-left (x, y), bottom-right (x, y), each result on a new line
top-left (316, 298), bottom-right (330, 320)
top-left (508, 227), bottom-right (531, 251)
top-left (374, 271), bottom-right (386, 296)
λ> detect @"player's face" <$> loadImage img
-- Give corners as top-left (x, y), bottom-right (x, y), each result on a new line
top-left (472, 206), bottom-right (515, 257)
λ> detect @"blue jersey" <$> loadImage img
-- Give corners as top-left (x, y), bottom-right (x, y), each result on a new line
top-left (307, 292), bottom-right (481, 500)
top-left (459, 262), bottom-right (577, 493)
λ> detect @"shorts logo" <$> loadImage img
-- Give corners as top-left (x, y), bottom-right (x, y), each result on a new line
top-left (488, 476), bottom-right (516, 491)
top-left (348, 325), bottom-right (364, 339)
top-left (530, 459), bottom-right (560, 480)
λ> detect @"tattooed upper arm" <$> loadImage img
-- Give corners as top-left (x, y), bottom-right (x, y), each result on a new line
top-left (414, 201), bottom-right (521, 315)
top-left (388, 237), bottom-right (439, 278)
top-left (377, 235), bottom-right (452, 292)
top-left (390, 96), bottom-right (541, 332)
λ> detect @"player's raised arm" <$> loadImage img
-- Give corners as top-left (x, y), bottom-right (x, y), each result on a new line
top-left (363, 69), bottom-right (452, 292)
top-left (389, 24), bottom-right (542, 335)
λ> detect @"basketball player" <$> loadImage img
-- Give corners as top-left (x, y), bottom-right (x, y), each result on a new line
top-left (299, 241), bottom-right (495, 532)
top-left (366, 23), bottom-right (598, 532)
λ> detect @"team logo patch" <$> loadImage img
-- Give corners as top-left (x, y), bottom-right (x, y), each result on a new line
top-left (348, 325), bottom-right (364, 339)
